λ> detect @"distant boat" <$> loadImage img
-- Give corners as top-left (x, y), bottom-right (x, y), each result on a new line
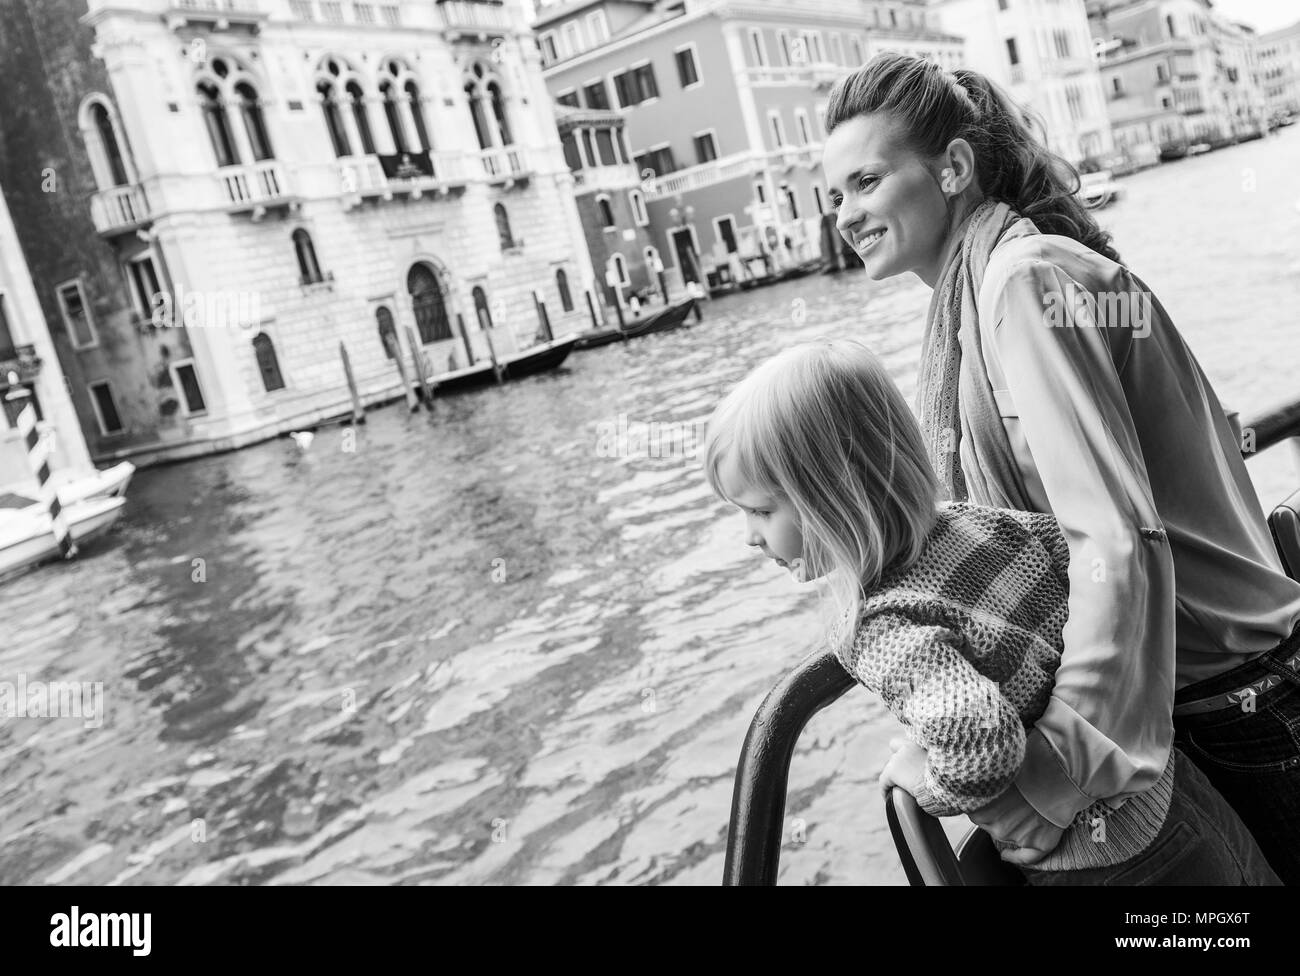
top-left (574, 297), bottom-right (698, 348)
top-left (0, 495), bottom-right (126, 581)
top-left (1078, 170), bottom-right (1124, 209)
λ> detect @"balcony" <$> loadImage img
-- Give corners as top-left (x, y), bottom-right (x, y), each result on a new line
top-left (338, 151), bottom-right (471, 207)
top-left (90, 183), bottom-right (152, 236)
top-left (0, 344), bottom-right (42, 386)
top-left (476, 146), bottom-right (531, 187)
top-left (437, 0), bottom-right (509, 39)
top-left (165, 0), bottom-right (267, 31)
top-left (570, 163), bottom-right (639, 193)
top-left (217, 160), bottom-right (296, 218)
top-left (643, 150), bottom-right (767, 200)
top-left (809, 61), bottom-right (845, 91)
top-left (746, 67), bottom-right (815, 87)
top-left (772, 143), bottom-right (822, 171)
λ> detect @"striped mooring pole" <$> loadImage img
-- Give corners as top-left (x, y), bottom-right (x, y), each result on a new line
top-left (7, 374), bottom-right (76, 559)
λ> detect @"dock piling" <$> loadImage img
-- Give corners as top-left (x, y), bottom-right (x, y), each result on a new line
top-left (405, 326), bottom-right (435, 410)
top-left (584, 288), bottom-right (602, 329)
top-left (339, 341), bottom-right (366, 425)
top-left (472, 310), bottom-right (505, 384)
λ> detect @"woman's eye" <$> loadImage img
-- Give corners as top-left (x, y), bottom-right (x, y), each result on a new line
top-left (828, 195), bottom-right (842, 210)
top-left (858, 175), bottom-right (878, 192)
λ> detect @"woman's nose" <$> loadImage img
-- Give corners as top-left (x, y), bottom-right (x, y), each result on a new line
top-left (836, 202), bottom-right (863, 242)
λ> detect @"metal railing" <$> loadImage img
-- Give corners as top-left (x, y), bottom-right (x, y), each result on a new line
top-left (722, 395), bottom-right (1300, 885)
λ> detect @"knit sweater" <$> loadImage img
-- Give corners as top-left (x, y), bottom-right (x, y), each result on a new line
top-left (833, 502), bottom-right (1176, 873)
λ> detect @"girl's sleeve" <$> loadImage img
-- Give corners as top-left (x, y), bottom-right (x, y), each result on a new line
top-left (985, 256), bottom-right (1177, 828)
top-left (844, 611), bottom-right (1027, 816)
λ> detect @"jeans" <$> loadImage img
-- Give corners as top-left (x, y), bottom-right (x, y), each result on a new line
top-left (1023, 748), bottom-right (1280, 885)
top-left (1173, 622), bottom-right (1300, 885)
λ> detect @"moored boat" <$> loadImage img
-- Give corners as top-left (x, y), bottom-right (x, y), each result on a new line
top-left (618, 298), bottom-right (697, 339)
top-left (427, 334), bottom-right (579, 395)
top-left (0, 495), bottom-right (126, 581)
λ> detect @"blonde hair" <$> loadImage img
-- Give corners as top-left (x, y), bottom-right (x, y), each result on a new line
top-left (703, 338), bottom-right (940, 655)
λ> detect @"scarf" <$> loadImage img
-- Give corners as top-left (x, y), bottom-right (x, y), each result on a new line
top-left (916, 199), bottom-right (1038, 510)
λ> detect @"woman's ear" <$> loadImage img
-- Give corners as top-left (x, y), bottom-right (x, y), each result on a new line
top-left (943, 138), bottom-right (977, 194)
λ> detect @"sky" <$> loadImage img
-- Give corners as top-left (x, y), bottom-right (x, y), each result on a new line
top-left (1209, 0), bottom-right (1300, 33)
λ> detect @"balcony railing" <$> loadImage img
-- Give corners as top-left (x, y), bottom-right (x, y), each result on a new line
top-left (809, 61), bottom-right (845, 90)
top-left (643, 150), bottom-right (767, 200)
top-left (773, 143), bottom-right (822, 171)
top-left (477, 146), bottom-right (531, 185)
top-left (217, 160), bottom-right (295, 216)
top-left (165, 0), bottom-right (267, 29)
top-left (338, 151), bottom-right (471, 205)
top-left (437, 0), bottom-right (509, 36)
top-left (570, 163), bottom-right (639, 193)
top-left (746, 67), bottom-right (815, 86)
top-left (90, 183), bottom-right (152, 236)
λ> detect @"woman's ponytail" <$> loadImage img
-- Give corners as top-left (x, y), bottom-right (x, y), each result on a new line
top-left (950, 68), bottom-right (1121, 263)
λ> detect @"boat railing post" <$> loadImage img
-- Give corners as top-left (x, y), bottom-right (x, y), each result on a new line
top-left (404, 325), bottom-right (435, 410)
top-left (338, 341), bottom-right (366, 425)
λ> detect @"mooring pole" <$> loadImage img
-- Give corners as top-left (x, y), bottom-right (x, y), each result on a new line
top-left (405, 326), bottom-right (435, 410)
top-left (339, 341), bottom-right (366, 424)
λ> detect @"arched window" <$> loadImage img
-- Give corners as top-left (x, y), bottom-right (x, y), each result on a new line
top-left (494, 203), bottom-right (514, 249)
top-left (236, 82), bottom-right (274, 161)
top-left (556, 269), bottom-right (573, 312)
top-left (597, 195), bottom-right (615, 227)
top-left (407, 264), bottom-right (453, 343)
top-left (252, 333), bottom-right (285, 391)
top-left (380, 81), bottom-right (409, 154)
top-left (610, 253), bottom-right (629, 286)
top-left (318, 80), bottom-right (350, 156)
top-left (293, 229), bottom-right (323, 284)
top-left (405, 81), bottom-right (432, 152)
top-left (377, 306), bottom-right (399, 360)
top-left (466, 82), bottom-right (492, 149)
top-left (91, 103), bottom-right (129, 186)
top-left (628, 189), bottom-right (648, 226)
top-left (488, 82), bottom-right (513, 146)
top-left (472, 285), bottom-right (492, 330)
top-left (346, 82), bottom-right (376, 155)
top-left (199, 81), bottom-right (238, 167)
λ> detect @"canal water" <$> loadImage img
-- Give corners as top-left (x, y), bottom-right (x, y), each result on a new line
top-left (3, 126), bottom-right (1299, 886)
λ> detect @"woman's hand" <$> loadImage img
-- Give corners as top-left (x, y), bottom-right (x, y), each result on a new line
top-left (879, 738), bottom-right (930, 798)
top-left (968, 783), bottom-right (1067, 865)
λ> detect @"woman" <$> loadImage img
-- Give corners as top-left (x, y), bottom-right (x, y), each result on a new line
top-left (821, 52), bottom-right (1300, 883)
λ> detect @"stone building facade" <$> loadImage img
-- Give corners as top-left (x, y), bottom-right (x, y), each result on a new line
top-left (0, 0), bottom-right (596, 466)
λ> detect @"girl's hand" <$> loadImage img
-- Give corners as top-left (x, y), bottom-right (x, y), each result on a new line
top-left (879, 738), bottom-right (930, 798)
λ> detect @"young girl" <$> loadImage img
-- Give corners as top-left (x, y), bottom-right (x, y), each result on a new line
top-left (704, 338), bottom-right (1279, 884)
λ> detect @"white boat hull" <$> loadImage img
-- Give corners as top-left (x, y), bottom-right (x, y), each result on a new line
top-left (0, 496), bottom-right (126, 580)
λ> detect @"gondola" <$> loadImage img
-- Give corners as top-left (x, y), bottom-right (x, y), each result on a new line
top-left (573, 297), bottom-right (698, 348)
top-left (429, 334), bottom-right (579, 394)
